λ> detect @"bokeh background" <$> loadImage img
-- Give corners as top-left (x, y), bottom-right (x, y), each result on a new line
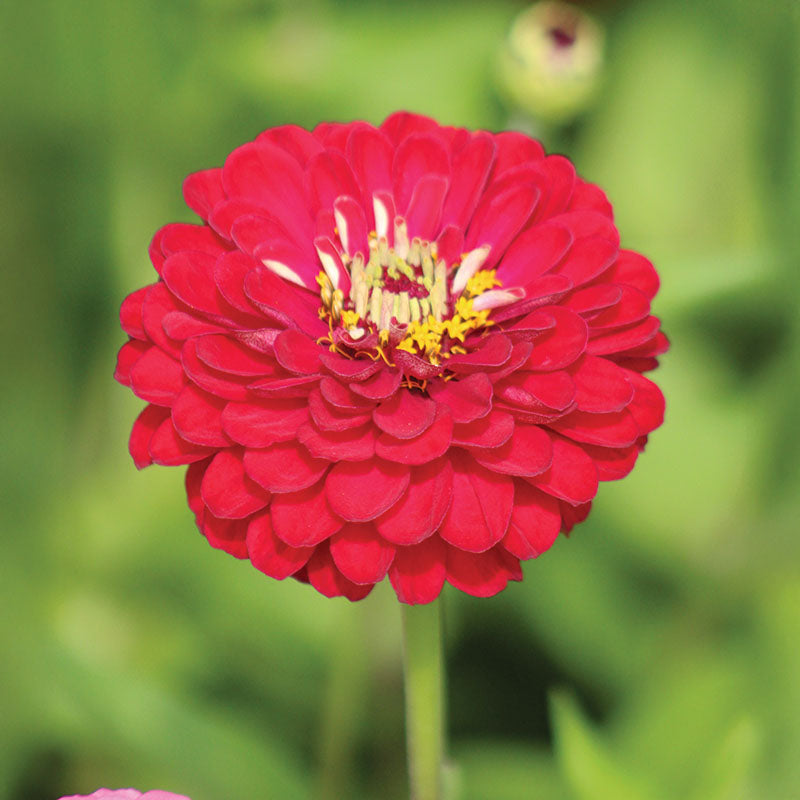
top-left (2, 0), bottom-right (799, 798)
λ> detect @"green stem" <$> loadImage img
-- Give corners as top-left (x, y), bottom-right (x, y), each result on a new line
top-left (402, 600), bottom-right (446, 800)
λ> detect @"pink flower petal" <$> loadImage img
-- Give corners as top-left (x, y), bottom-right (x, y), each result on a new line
top-left (450, 409), bottom-right (515, 449)
top-left (445, 545), bottom-right (522, 597)
top-left (440, 132), bottom-right (496, 230)
top-left (554, 236), bottom-right (618, 287)
top-left (248, 374), bottom-right (320, 399)
top-left (181, 339), bottom-right (252, 401)
top-left (375, 457), bottom-right (453, 545)
top-left (202, 513), bottom-right (249, 558)
top-left (405, 174), bottom-right (449, 241)
top-left (115, 340), bottom-right (148, 386)
top-left (244, 441), bottom-right (329, 493)
top-left (625, 371), bottom-right (666, 435)
top-left (439, 459), bottom-right (514, 552)
top-left (162, 251), bottom-right (229, 318)
top-left (221, 399), bottom-right (309, 447)
top-left (472, 423), bottom-right (553, 477)
top-left (588, 285), bottom-right (651, 330)
top-left (373, 390), bottom-right (437, 439)
top-left (159, 222), bottom-right (229, 259)
top-left (330, 523), bottom-right (396, 584)
top-left (435, 224), bottom-right (465, 269)
top-left (129, 404), bottom-right (170, 469)
top-left (604, 250), bottom-right (660, 299)
top-left (346, 125), bottom-right (394, 205)
top-left (571, 355), bottom-right (634, 413)
top-left (389, 536), bottom-right (447, 605)
top-left (270, 481), bottom-right (343, 547)
top-left (149, 418), bottom-right (214, 466)
top-left (120, 286), bottom-right (149, 340)
top-left (298, 421), bottom-right (377, 461)
top-left (130, 347), bottom-right (185, 405)
top-left (381, 111), bottom-right (440, 143)
top-left (306, 150), bottom-right (361, 214)
top-left (195, 334), bottom-right (278, 377)
top-left (213, 251), bottom-right (263, 316)
top-left (524, 307), bottom-right (588, 371)
top-left (427, 372), bottom-right (493, 424)
top-left (326, 459), bottom-right (410, 522)
top-left (446, 334), bottom-right (513, 373)
top-left (274, 329), bottom-right (322, 375)
top-left (305, 544), bottom-right (374, 601)
top-left (502, 483), bottom-right (561, 559)
top-left (319, 351), bottom-right (383, 382)
top-left (171, 383), bottom-right (230, 447)
top-left (333, 195), bottom-right (369, 258)
top-left (247, 512), bottom-right (313, 579)
top-left (393, 133), bottom-right (450, 214)
top-left (256, 124), bottom-right (324, 166)
top-left (375, 404), bottom-right (454, 465)
top-left (320, 376), bottom-right (376, 411)
top-left (349, 368), bottom-right (402, 400)
top-left (201, 449), bottom-right (270, 518)
top-left (529, 435), bottom-right (599, 505)
top-left (582, 443), bottom-right (639, 481)
top-left (492, 130), bottom-right (545, 174)
top-left (183, 167), bottom-right (225, 220)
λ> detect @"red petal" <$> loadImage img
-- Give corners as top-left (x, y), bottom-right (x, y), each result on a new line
top-left (389, 537), bottom-right (447, 605)
top-left (375, 457), bottom-right (453, 545)
top-left (201, 449), bottom-right (270, 518)
top-left (529, 435), bottom-right (598, 505)
top-left (446, 334), bottom-right (513, 373)
top-left (201, 514), bottom-right (249, 559)
top-left (405, 174), bottom-right (448, 241)
top-left (604, 250), bottom-right (660, 299)
top-left (375, 404), bottom-right (454, 465)
top-left (625, 371), bottom-right (665, 435)
top-left (120, 286), bottom-right (149, 340)
top-left (221, 399), bottom-right (309, 447)
top-left (330, 523), bottom-right (396, 584)
top-left (306, 150), bottom-right (361, 214)
top-left (439, 459), bottom-right (514, 552)
top-left (183, 168), bottom-right (225, 220)
top-left (571, 355), bottom-right (634, 413)
top-left (381, 111), bottom-right (440, 143)
top-left (350, 368), bottom-right (403, 400)
top-left (130, 347), bottom-right (186, 405)
top-left (195, 334), bottom-right (278, 377)
top-left (554, 236), bottom-right (617, 286)
top-left (129, 404), bottom-right (170, 469)
top-left (502, 483), bottom-right (561, 559)
top-left (589, 286), bottom-right (651, 330)
top-left (244, 441), bottom-right (329, 493)
top-left (440, 132), bottom-right (496, 230)
top-left (346, 125), bottom-right (394, 205)
top-left (213, 251), bottom-right (262, 316)
top-left (162, 251), bottom-right (229, 317)
top-left (274, 329), bottom-right (322, 375)
top-left (451, 409), bottom-right (515, 449)
top-left (247, 512), bottom-right (313, 579)
top-left (297, 421), bottom-right (377, 461)
top-left (319, 351), bottom-right (383, 382)
top-left (309, 386), bottom-right (373, 431)
top-left (373, 390), bottom-right (437, 439)
top-left (435, 224), bottom-right (465, 269)
top-left (142, 283), bottom-right (183, 358)
top-left (549, 408), bottom-right (640, 448)
top-left (585, 316), bottom-right (661, 356)
top-left (524, 307), bottom-right (588, 371)
top-left (393, 133), bottom-right (450, 214)
top-left (305, 544), bottom-right (374, 601)
top-left (326, 459), bottom-right (410, 522)
top-left (473, 424), bottom-right (552, 477)
top-left (427, 372), bottom-right (492, 424)
top-left (320, 376), bottom-right (376, 411)
top-left (181, 339), bottom-right (252, 401)
top-left (445, 545), bottom-right (522, 598)
top-left (497, 222), bottom-right (572, 287)
top-left (159, 222), bottom-right (229, 259)
top-left (492, 130), bottom-right (544, 174)
top-left (149, 418), bottom-right (214, 466)
top-left (333, 195), bottom-right (369, 258)
top-left (171, 383), bottom-right (230, 447)
top-left (582, 443), bottom-right (639, 481)
top-left (161, 311), bottom-right (226, 341)
top-left (248, 374), bottom-right (320, 399)
top-left (115, 339), bottom-right (148, 386)
top-left (256, 124), bottom-right (324, 166)
top-left (270, 480), bottom-right (343, 547)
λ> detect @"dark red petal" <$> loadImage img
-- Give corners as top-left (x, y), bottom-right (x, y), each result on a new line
top-left (183, 168), bottom-right (225, 220)
top-left (532, 155), bottom-right (576, 220)
top-left (405, 174), bottom-right (449, 241)
top-left (524, 307), bottom-right (588, 371)
top-left (393, 133), bottom-right (450, 214)
top-left (389, 537), bottom-right (447, 605)
top-left (149, 418), bottom-right (214, 466)
top-left (375, 404), bottom-right (454, 465)
top-left (185, 459), bottom-right (208, 518)
top-left (582, 443), bottom-right (639, 481)
top-left (549, 209), bottom-right (619, 247)
top-left (115, 340), bottom-right (148, 386)
top-left (502, 483), bottom-right (561, 560)
top-left (446, 334), bottom-right (513, 373)
top-left (305, 544), bottom-right (374, 601)
top-left (427, 372), bottom-right (493, 424)
top-left (445, 545), bottom-right (522, 598)
top-left (375, 457), bottom-right (453, 545)
top-left (244, 442), bottom-right (329, 493)
top-left (373, 390), bottom-right (437, 439)
top-left (309, 386), bottom-right (373, 431)
top-left (120, 287), bottom-right (149, 340)
top-left (171, 383), bottom-right (230, 447)
top-left (497, 371), bottom-right (576, 412)
top-left (625, 371), bottom-right (666, 434)
top-left (129, 404), bottom-right (170, 469)
top-left (195, 334), bottom-right (278, 377)
top-left (451, 409), bottom-right (515, 449)
top-left (473, 423), bottom-right (552, 477)
top-left (297, 421), bottom-right (377, 461)
top-left (270, 481), bottom-right (343, 547)
top-left (529, 435), bottom-right (598, 505)
top-left (560, 500), bottom-right (592, 532)
top-left (201, 449), bottom-right (270, 519)
top-left (247, 512), bottom-right (313, 580)
top-left (319, 351), bottom-right (383, 382)
top-left (588, 285), bottom-right (651, 331)
top-left (439, 459), bottom-right (514, 552)
top-left (441, 132), bottom-right (496, 231)
top-left (563, 284), bottom-right (622, 317)
top-left (330, 524), bottom-right (396, 584)
top-left (549, 408), bottom-right (640, 448)
top-left (488, 341), bottom-right (533, 382)
top-left (350, 368), bottom-right (403, 400)
top-left (306, 150), bottom-right (361, 214)
top-left (274, 329), bottom-right (322, 375)
top-left (571, 355), bottom-right (634, 413)
top-left (130, 347), bottom-right (186, 405)
top-left (181, 339), bottom-right (252, 401)
top-left (326, 459), bottom-right (410, 522)
top-left (222, 399), bottom-right (309, 447)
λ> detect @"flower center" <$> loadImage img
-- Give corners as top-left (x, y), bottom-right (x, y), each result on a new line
top-left (317, 217), bottom-right (505, 366)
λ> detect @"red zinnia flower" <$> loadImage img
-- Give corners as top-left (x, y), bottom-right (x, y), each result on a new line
top-left (115, 112), bottom-right (667, 604)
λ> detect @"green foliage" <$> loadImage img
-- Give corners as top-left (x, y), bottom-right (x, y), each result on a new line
top-left (1, 0), bottom-right (799, 798)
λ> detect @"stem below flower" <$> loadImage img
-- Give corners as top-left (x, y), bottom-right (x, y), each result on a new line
top-left (402, 599), bottom-right (445, 800)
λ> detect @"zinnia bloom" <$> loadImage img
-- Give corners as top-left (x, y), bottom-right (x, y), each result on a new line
top-left (115, 112), bottom-right (667, 604)
top-left (59, 791), bottom-right (190, 800)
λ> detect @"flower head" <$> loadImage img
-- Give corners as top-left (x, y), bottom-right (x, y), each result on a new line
top-left (115, 112), bottom-right (667, 603)
top-left (59, 791), bottom-right (190, 800)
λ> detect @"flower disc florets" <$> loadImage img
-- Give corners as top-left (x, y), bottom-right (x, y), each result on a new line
top-left (115, 112), bottom-right (668, 604)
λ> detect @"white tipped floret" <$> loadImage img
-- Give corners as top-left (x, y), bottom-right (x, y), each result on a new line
top-left (394, 217), bottom-right (410, 260)
top-left (263, 259), bottom-right (306, 288)
top-left (471, 287), bottom-right (526, 311)
top-left (451, 245), bottom-right (491, 296)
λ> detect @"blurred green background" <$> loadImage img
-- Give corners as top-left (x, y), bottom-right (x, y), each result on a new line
top-left (1, 0), bottom-right (799, 798)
